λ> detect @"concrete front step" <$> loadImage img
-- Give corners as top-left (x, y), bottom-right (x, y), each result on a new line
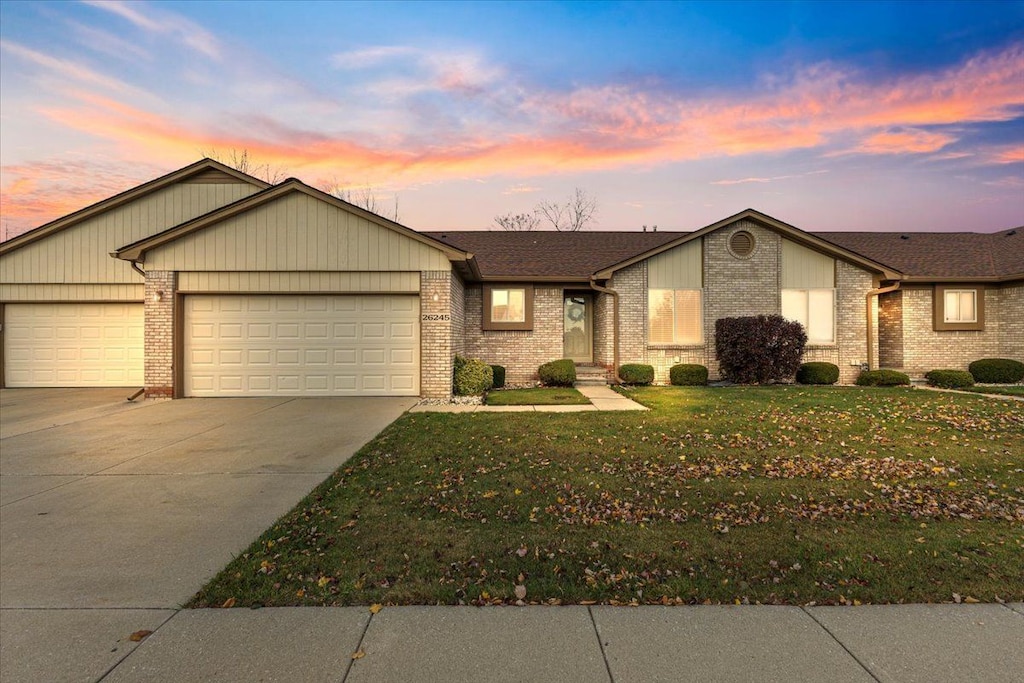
top-left (574, 364), bottom-right (609, 385)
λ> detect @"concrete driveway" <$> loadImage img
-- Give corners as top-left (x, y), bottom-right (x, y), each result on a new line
top-left (0, 388), bottom-right (414, 683)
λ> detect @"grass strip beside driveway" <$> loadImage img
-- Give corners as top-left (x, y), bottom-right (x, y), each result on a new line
top-left (192, 386), bottom-right (1023, 608)
top-left (959, 385), bottom-right (1024, 397)
top-left (485, 388), bottom-right (590, 406)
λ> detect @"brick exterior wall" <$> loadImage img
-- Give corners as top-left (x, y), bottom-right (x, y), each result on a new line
top-left (604, 221), bottom-right (881, 384)
top-left (878, 291), bottom-right (904, 368)
top-left (450, 274), bottom-right (465, 358)
top-left (893, 286), bottom-right (1005, 376)
top-left (144, 270), bottom-right (176, 399)
top-left (999, 284), bottom-right (1024, 361)
top-left (420, 271), bottom-right (454, 398)
top-left (592, 291), bottom-right (614, 369)
top-left (463, 285), bottom-right (565, 385)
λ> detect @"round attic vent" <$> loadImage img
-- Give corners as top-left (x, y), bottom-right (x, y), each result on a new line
top-left (728, 230), bottom-right (756, 258)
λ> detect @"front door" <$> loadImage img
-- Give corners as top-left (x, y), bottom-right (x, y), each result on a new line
top-left (563, 294), bottom-right (592, 362)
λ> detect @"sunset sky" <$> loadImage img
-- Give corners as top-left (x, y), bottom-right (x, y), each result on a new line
top-left (1, 0), bottom-right (1022, 238)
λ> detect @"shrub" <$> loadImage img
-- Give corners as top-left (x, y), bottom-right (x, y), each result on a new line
top-left (855, 369), bottom-right (911, 387)
top-left (796, 362), bottom-right (840, 385)
top-left (453, 355), bottom-right (493, 395)
top-left (538, 359), bottom-right (576, 387)
top-left (968, 358), bottom-right (1024, 384)
top-left (714, 315), bottom-right (807, 384)
top-left (618, 364), bottom-right (654, 385)
top-left (670, 364), bottom-right (708, 386)
top-left (490, 365), bottom-right (506, 389)
top-left (925, 369), bottom-right (975, 389)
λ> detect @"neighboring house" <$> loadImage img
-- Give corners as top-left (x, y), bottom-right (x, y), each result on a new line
top-left (1, 161), bottom-right (1021, 398)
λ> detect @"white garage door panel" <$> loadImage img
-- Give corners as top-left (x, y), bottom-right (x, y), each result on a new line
top-left (4, 303), bottom-right (143, 387)
top-left (184, 295), bottom-right (420, 396)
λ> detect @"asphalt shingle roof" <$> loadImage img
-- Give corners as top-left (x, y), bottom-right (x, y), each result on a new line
top-left (424, 227), bottom-right (1023, 280)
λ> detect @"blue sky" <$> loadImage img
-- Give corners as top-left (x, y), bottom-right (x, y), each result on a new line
top-left (1, 0), bottom-right (1022, 237)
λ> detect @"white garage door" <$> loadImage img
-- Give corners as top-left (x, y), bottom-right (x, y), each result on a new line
top-left (4, 303), bottom-right (143, 387)
top-left (184, 295), bottom-right (420, 397)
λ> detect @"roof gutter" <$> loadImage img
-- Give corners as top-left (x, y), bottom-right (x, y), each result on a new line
top-left (866, 281), bottom-right (901, 369)
top-left (589, 277), bottom-right (620, 383)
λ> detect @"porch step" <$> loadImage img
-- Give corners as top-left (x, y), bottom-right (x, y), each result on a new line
top-left (574, 364), bottom-right (609, 386)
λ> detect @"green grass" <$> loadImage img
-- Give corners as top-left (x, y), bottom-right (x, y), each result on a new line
top-left (191, 386), bottom-right (1023, 608)
top-left (485, 387), bottom-right (590, 406)
top-left (959, 385), bottom-right (1024, 397)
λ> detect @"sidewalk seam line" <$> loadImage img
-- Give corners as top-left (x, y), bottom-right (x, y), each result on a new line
top-left (0, 475), bottom-right (89, 509)
top-left (802, 607), bottom-right (880, 682)
top-left (587, 606), bottom-right (616, 683)
top-left (95, 607), bottom-right (181, 682)
top-left (340, 610), bottom-right (375, 682)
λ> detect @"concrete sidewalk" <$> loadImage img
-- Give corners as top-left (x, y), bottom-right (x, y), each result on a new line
top-left (13, 602), bottom-right (1019, 682)
top-left (410, 385), bottom-right (648, 413)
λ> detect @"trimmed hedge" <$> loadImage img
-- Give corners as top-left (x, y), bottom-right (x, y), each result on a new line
top-left (453, 355), bottom-right (493, 395)
top-left (714, 315), bottom-right (807, 384)
top-left (618, 363), bottom-right (654, 385)
top-left (968, 358), bottom-right (1024, 384)
top-left (796, 362), bottom-right (840, 385)
top-left (538, 359), bottom-right (576, 387)
top-left (490, 365), bottom-right (506, 389)
top-left (925, 369), bottom-right (975, 389)
top-left (670, 364), bottom-right (708, 386)
top-left (855, 369), bottom-right (911, 387)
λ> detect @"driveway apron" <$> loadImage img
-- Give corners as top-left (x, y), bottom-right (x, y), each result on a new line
top-left (0, 389), bottom-right (412, 683)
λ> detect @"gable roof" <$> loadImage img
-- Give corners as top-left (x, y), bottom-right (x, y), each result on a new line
top-left (114, 178), bottom-right (474, 268)
top-left (0, 159), bottom-right (271, 256)
top-left (814, 228), bottom-right (1024, 281)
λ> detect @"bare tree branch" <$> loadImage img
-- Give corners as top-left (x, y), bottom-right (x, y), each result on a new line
top-left (493, 211), bottom-right (540, 231)
top-left (200, 148), bottom-right (288, 184)
top-left (534, 188), bottom-right (598, 231)
top-left (320, 178), bottom-right (401, 223)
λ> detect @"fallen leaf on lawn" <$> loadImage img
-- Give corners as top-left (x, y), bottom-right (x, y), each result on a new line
top-left (352, 650), bottom-right (366, 660)
top-left (369, 603), bottom-right (383, 614)
top-left (128, 630), bottom-right (152, 642)
top-left (953, 593), bottom-right (962, 604)
top-left (963, 596), bottom-right (980, 604)
top-left (514, 585), bottom-right (527, 600)
top-left (221, 597), bottom-right (236, 609)
top-left (516, 546), bottom-right (528, 557)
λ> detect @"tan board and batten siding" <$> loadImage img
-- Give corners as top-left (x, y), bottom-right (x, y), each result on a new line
top-left (144, 192), bottom-right (450, 276)
top-left (647, 239), bottom-right (703, 289)
top-left (781, 239), bottom-right (835, 288)
top-left (0, 181), bottom-right (261, 302)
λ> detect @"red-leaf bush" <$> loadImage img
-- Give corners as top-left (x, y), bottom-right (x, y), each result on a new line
top-left (714, 315), bottom-right (807, 384)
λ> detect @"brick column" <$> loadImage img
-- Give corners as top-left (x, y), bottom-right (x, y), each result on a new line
top-left (420, 271), bottom-right (453, 398)
top-left (144, 270), bottom-right (176, 399)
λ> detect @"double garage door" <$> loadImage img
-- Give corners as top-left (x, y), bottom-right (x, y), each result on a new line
top-left (184, 295), bottom-right (420, 396)
top-left (4, 303), bottom-right (144, 387)
top-left (3, 295), bottom-right (420, 396)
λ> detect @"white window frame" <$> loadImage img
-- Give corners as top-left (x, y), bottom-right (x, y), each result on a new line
top-left (782, 288), bottom-right (836, 345)
top-left (648, 289), bottom-right (703, 345)
top-left (490, 288), bottom-right (526, 323)
top-left (943, 289), bottom-right (977, 324)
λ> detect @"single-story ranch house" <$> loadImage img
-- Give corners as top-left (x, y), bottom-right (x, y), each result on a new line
top-left (1, 159), bottom-right (1021, 398)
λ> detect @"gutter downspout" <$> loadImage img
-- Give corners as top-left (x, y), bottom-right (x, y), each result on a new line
top-left (128, 259), bottom-right (146, 401)
top-left (589, 277), bottom-right (621, 383)
top-left (865, 281), bottom-right (900, 370)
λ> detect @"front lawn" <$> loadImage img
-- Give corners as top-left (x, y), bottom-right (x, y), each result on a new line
top-left (485, 387), bottom-right (590, 406)
top-left (192, 386), bottom-right (1023, 608)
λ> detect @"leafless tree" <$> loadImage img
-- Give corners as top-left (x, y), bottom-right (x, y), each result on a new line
top-left (200, 148), bottom-right (288, 184)
top-left (321, 179), bottom-right (401, 223)
top-left (493, 211), bottom-right (541, 231)
top-left (536, 188), bottom-right (598, 232)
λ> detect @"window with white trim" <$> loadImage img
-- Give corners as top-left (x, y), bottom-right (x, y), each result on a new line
top-left (943, 289), bottom-right (977, 323)
top-left (490, 288), bottom-right (525, 323)
top-left (648, 289), bottom-right (702, 345)
top-left (782, 288), bottom-right (835, 344)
